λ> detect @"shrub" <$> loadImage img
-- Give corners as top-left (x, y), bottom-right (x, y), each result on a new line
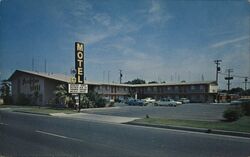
top-left (86, 92), bottom-right (107, 108)
top-left (241, 101), bottom-right (250, 116)
top-left (223, 108), bottom-right (243, 121)
top-left (17, 94), bottom-right (31, 105)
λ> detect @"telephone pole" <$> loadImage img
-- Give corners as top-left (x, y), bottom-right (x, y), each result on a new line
top-left (214, 60), bottom-right (222, 84)
top-left (243, 77), bottom-right (250, 90)
top-left (108, 71), bottom-right (110, 83)
top-left (32, 57), bottom-right (34, 71)
top-left (44, 59), bottom-right (47, 73)
top-left (225, 69), bottom-right (233, 92)
top-left (119, 69), bottom-right (122, 84)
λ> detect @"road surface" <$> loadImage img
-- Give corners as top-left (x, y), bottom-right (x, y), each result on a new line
top-left (0, 110), bottom-right (250, 157)
top-left (82, 103), bottom-right (229, 121)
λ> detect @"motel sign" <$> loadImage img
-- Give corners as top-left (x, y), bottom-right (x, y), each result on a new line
top-left (68, 42), bottom-right (88, 94)
top-left (75, 42), bottom-right (84, 84)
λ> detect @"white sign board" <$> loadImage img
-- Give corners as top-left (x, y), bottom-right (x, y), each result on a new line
top-left (68, 84), bottom-right (88, 94)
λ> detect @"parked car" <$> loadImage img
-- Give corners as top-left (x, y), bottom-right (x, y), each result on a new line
top-left (175, 100), bottom-right (182, 105)
top-left (154, 98), bottom-right (177, 107)
top-left (127, 99), bottom-right (144, 106)
top-left (142, 97), bottom-right (156, 105)
top-left (179, 98), bottom-right (190, 104)
top-left (230, 98), bottom-right (250, 105)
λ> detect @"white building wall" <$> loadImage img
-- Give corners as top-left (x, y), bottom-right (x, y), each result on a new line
top-left (11, 73), bottom-right (45, 105)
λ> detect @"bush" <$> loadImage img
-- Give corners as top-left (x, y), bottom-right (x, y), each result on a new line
top-left (16, 94), bottom-right (31, 105)
top-left (86, 92), bottom-right (107, 108)
top-left (2, 95), bottom-right (12, 105)
top-left (223, 108), bottom-right (243, 121)
top-left (241, 101), bottom-right (250, 116)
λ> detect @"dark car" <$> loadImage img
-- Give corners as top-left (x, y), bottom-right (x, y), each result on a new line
top-left (127, 99), bottom-right (144, 106)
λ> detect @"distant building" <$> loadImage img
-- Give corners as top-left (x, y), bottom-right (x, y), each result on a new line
top-left (9, 70), bottom-right (218, 105)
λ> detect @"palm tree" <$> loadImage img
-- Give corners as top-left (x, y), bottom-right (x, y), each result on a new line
top-left (54, 84), bottom-right (72, 107)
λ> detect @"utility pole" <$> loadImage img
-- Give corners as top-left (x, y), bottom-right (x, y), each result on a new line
top-left (225, 69), bottom-right (233, 92)
top-left (32, 57), bottom-right (34, 71)
top-left (119, 69), bottom-right (122, 84)
top-left (108, 71), bottom-right (110, 83)
top-left (214, 60), bottom-right (222, 84)
top-left (201, 74), bottom-right (204, 81)
top-left (243, 77), bottom-right (250, 90)
top-left (44, 59), bottom-right (47, 73)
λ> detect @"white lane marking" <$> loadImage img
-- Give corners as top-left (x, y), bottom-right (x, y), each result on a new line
top-left (0, 122), bottom-right (8, 126)
top-left (36, 130), bottom-right (83, 142)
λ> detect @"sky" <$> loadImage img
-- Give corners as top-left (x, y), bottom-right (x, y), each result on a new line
top-left (0, 0), bottom-right (249, 89)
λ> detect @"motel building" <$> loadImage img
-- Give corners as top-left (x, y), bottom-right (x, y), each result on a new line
top-left (9, 70), bottom-right (218, 106)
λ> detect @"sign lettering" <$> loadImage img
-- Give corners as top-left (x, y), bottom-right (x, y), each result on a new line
top-left (75, 42), bottom-right (84, 84)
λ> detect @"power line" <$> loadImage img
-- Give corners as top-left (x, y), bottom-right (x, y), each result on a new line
top-left (219, 72), bottom-right (249, 79)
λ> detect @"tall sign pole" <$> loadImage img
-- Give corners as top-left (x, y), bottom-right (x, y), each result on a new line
top-left (75, 42), bottom-right (84, 112)
top-left (68, 42), bottom-right (88, 111)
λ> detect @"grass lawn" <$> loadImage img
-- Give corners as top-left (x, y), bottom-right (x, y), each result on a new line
top-left (0, 105), bottom-right (77, 115)
top-left (132, 117), bottom-right (250, 133)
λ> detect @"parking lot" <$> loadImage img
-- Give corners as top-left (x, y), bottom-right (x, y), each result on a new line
top-left (82, 103), bottom-right (230, 121)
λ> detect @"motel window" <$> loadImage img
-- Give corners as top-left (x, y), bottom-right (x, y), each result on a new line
top-left (157, 87), bottom-right (161, 93)
top-left (153, 87), bottom-right (157, 92)
top-left (174, 86), bottom-right (179, 91)
top-left (191, 86), bottom-right (195, 90)
top-left (200, 85), bottom-right (204, 90)
top-left (150, 87), bottom-right (153, 92)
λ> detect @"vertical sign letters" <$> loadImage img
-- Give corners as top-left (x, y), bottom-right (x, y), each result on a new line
top-left (75, 42), bottom-right (84, 84)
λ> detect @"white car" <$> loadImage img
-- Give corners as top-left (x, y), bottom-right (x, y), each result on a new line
top-left (155, 98), bottom-right (177, 107)
top-left (143, 97), bottom-right (156, 105)
top-left (175, 100), bottom-right (182, 105)
top-left (179, 98), bottom-right (190, 104)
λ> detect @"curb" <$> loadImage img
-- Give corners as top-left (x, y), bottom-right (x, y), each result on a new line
top-left (126, 122), bottom-right (250, 138)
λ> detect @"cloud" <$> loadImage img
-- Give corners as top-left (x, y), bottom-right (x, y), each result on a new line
top-left (93, 13), bottom-right (111, 26)
top-left (147, 0), bottom-right (173, 24)
top-left (149, 0), bottom-right (161, 14)
top-left (211, 36), bottom-right (250, 48)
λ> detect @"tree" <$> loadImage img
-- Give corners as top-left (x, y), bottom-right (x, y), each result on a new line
top-left (242, 89), bottom-right (250, 96)
top-left (54, 84), bottom-right (73, 107)
top-left (125, 78), bottom-right (146, 84)
top-left (0, 80), bottom-right (12, 104)
top-left (148, 81), bottom-right (158, 84)
top-left (229, 87), bottom-right (244, 95)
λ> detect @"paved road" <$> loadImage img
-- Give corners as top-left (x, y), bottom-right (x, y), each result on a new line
top-left (1, 110), bottom-right (250, 157)
top-left (81, 103), bottom-right (229, 121)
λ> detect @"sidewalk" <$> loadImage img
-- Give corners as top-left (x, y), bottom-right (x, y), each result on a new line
top-left (51, 112), bottom-right (140, 124)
